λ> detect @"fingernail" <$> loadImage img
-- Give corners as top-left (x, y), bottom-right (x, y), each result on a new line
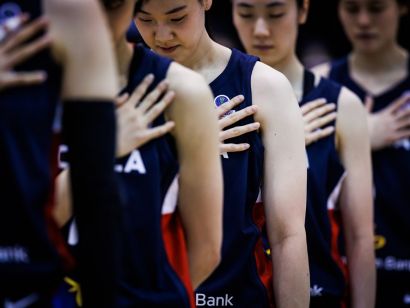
top-left (38, 71), bottom-right (47, 80)
top-left (145, 74), bottom-right (154, 82)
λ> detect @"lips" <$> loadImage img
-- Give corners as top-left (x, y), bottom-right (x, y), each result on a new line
top-left (253, 45), bottom-right (274, 51)
top-left (355, 33), bottom-right (377, 40)
top-left (157, 45), bottom-right (180, 54)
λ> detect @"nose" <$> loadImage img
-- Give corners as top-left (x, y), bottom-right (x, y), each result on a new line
top-left (155, 23), bottom-right (173, 43)
top-left (357, 9), bottom-right (371, 27)
top-left (253, 18), bottom-right (269, 38)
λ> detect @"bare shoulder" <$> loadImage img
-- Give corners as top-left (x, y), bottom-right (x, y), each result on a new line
top-left (251, 62), bottom-right (300, 124)
top-left (44, 0), bottom-right (107, 30)
top-left (166, 62), bottom-right (213, 106)
top-left (311, 62), bottom-right (331, 78)
top-left (252, 61), bottom-right (291, 96)
top-left (44, 0), bottom-right (110, 57)
top-left (337, 86), bottom-right (364, 119)
top-left (336, 86), bottom-right (367, 146)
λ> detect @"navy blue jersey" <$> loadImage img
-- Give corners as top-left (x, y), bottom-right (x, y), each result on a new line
top-left (301, 70), bottom-right (348, 301)
top-left (329, 57), bottom-right (410, 307)
top-left (117, 45), bottom-right (193, 308)
top-left (196, 49), bottom-right (270, 308)
top-left (57, 45), bottom-right (193, 307)
top-left (0, 0), bottom-right (70, 297)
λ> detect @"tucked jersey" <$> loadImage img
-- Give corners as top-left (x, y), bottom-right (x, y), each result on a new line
top-left (0, 0), bottom-right (69, 297)
top-left (329, 57), bottom-right (410, 307)
top-left (301, 70), bottom-right (348, 300)
top-left (196, 49), bottom-right (270, 308)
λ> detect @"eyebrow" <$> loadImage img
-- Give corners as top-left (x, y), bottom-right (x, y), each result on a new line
top-left (139, 5), bottom-right (187, 15)
top-left (236, 1), bottom-right (284, 8)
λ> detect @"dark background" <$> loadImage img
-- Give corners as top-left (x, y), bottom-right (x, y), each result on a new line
top-left (206, 0), bottom-right (410, 67)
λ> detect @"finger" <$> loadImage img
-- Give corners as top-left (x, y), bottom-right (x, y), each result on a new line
top-left (115, 93), bottom-right (129, 108)
top-left (305, 112), bottom-right (337, 132)
top-left (304, 104), bottom-right (336, 124)
top-left (300, 98), bottom-right (327, 115)
top-left (395, 129), bottom-right (410, 141)
top-left (388, 93), bottom-right (410, 113)
top-left (217, 95), bottom-right (244, 118)
top-left (220, 143), bottom-right (250, 153)
top-left (395, 106), bottom-right (410, 121)
top-left (305, 126), bottom-right (335, 146)
top-left (0, 70), bottom-right (47, 90)
top-left (3, 17), bottom-right (48, 53)
top-left (140, 121), bottom-right (175, 144)
top-left (6, 34), bottom-right (52, 69)
top-left (395, 115), bottom-right (410, 130)
top-left (127, 74), bottom-right (155, 107)
top-left (138, 80), bottom-right (169, 112)
top-left (220, 122), bottom-right (260, 141)
top-left (0, 14), bottom-right (29, 45)
top-left (145, 91), bottom-right (175, 123)
top-left (219, 105), bottom-right (257, 129)
top-left (364, 95), bottom-right (374, 113)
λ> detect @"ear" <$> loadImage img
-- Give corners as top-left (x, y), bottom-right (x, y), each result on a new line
top-left (203, 0), bottom-right (213, 11)
top-left (298, 0), bottom-right (310, 25)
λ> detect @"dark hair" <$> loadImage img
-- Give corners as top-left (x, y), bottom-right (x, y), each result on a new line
top-left (296, 0), bottom-right (303, 8)
top-left (102, 0), bottom-right (140, 14)
top-left (135, 0), bottom-right (203, 13)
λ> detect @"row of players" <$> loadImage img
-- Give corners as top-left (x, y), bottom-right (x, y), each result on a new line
top-left (1, 0), bottom-right (409, 307)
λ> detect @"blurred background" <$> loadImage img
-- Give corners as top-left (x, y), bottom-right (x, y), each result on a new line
top-left (205, 0), bottom-right (410, 68)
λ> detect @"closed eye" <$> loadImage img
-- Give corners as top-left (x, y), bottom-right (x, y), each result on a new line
top-left (170, 15), bottom-right (186, 23)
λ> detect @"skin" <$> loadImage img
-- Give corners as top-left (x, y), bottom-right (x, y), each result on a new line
top-left (44, 0), bottom-right (119, 99)
top-left (313, 0), bottom-right (410, 151)
top-left (56, 0), bottom-right (224, 290)
top-left (232, 0), bottom-right (376, 307)
top-left (0, 15), bottom-right (51, 91)
top-left (136, 0), bottom-right (309, 306)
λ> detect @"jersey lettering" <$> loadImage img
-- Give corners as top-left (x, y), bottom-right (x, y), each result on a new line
top-left (196, 293), bottom-right (234, 307)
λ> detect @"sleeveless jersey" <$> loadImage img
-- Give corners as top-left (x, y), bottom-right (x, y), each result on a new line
top-left (301, 70), bottom-right (348, 301)
top-left (117, 45), bottom-right (193, 308)
top-left (0, 0), bottom-right (70, 297)
top-left (196, 49), bottom-right (270, 308)
top-left (329, 57), bottom-right (410, 307)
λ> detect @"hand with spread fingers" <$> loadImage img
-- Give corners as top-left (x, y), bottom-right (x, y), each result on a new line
top-left (0, 14), bottom-right (51, 91)
top-left (301, 98), bottom-right (337, 146)
top-left (217, 94), bottom-right (260, 153)
top-left (365, 93), bottom-right (410, 151)
top-left (116, 74), bottom-right (175, 157)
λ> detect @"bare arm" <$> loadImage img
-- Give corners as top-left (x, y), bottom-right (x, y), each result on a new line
top-left (166, 63), bottom-right (223, 289)
top-left (44, 2), bottom-right (119, 306)
top-left (336, 88), bottom-right (376, 308)
top-left (252, 62), bottom-right (309, 308)
top-left (44, 0), bottom-right (118, 99)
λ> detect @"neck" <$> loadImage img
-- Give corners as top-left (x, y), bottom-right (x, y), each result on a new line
top-left (180, 30), bottom-right (218, 71)
top-left (116, 38), bottom-right (134, 88)
top-left (270, 53), bottom-right (305, 100)
top-left (351, 43), bottom-right (407, 73)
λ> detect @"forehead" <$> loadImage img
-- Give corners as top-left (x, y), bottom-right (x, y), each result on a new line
top-left (339, 0), bottom-right (393, 4)
top-left (233, 0), bottom-right (287, 7)
top-left (139, 0), bottom-right (197, 13)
